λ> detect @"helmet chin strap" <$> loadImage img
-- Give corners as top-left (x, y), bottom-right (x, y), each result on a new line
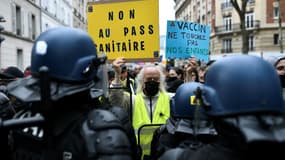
top-left (39, 66), bottom-right (52, 117)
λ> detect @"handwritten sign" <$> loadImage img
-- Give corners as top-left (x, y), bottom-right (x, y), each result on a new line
top-left (165, 20), bottom-right (210, 62)
top-left (87, 0), bottom-right (160, 62)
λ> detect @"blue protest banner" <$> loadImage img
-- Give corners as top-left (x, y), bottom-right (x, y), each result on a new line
top-left (165, 20), bottom-right (210, 62)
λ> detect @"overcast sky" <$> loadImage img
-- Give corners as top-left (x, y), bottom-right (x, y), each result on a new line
top-left (159, 0), bottom-right (175, 36)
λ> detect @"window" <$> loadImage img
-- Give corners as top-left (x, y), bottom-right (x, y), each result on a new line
top-left (223, 16), bottom-right (232, 31)
top-left (16, 5), bottom-right (21, 36)
top-left (221, 0), bottom-right (232, 9)
top-left (31, 14), bottom-right (36, 39)
top-left (274, 34), bottom-right (279, 45)
top-left (62, 8), bottom-right (66, 23)
top-left (249, 35), bottom-right (255, 51)
top-left (54, 0), bottom-right (57, 17)
top-left (245, 12), bottom-right (254, 28)
top-left (17, 49), bottom-right (23, 69)
top-left (273, 6), bottom-right (279, 19)
top-left (197, 17), bottom-right (200, 23)
top-left (42, 0), bottom-right (48, 10)
top-left (67, 13), bottom-right (70, 26)
top-left (44, 23), bottom-right (49, 32)
top-left (28, 13), bottom-right (36, 40)
top-left (222, 39), bottom-right (232, 53)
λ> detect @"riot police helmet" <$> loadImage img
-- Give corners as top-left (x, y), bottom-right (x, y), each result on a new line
top-left (205, 55), bottom-right (284, 116)
top-left (7, 27), bottom-right (106, 102)
top-left (171, 82), bottom-right (215, 119)
top-left (31, 27), bottom-right (98, 83)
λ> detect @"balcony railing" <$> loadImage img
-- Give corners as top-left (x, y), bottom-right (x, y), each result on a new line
top-left (221, 2), bottom-right (232, 10)
top-left (249, 46), bottom-right (256, 51)
top-left (221, 47), bottom-right (255, 54)
top-left (245, 20), bottom-right (260, 29)
top-left (221, 48), bottom-right (233, 53)
top-left (221, 0), bottom-right (255, 10)
top-left (247, 0), bottom-right (255, 4)
top-left (215, 20), bottom-right (260, 34)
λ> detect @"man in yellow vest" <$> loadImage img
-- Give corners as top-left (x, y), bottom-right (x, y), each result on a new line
top-left (110, 57), bottom-right (171, 159)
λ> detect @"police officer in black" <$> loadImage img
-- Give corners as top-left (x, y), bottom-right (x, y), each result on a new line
top-left (160, 55), bottom-right (285, 160)
top-left (6, 27), bottom-right (135, 160)
top-left (0, 66), bottom-right (25, 159)
top-left (151, 82), bottom-right (217, 160)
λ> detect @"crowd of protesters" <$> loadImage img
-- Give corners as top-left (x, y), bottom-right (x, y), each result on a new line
top-left (0, 27), bottom-right (285, 160)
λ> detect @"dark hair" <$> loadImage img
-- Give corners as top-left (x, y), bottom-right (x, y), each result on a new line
top-left (108, 70), bottom-right (115, 80)
top-left (189, 68), bottom-right (199, 82)
top-left (174, 67), bottom-right (184, 80)
top-left (0, 66), bottom-right (24, 79)
top-left (121, 65), bottom-right (127, 73)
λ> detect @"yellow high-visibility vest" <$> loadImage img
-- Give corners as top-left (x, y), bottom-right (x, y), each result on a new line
top-left (122, 78), bottom-right (135, 89)
top-left (133, 92), bottom-right (170, 159)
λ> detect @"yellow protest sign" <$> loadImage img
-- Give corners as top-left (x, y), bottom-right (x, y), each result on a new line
top-left (87, 0), bottom-right (160, 62)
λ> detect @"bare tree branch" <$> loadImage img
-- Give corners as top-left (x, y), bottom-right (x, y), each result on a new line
top-left (230, 0), bottom-right (249, 54)
top-left (230, 0), bottom-right (241, 16)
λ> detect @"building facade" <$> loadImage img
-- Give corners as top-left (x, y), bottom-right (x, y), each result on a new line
top-left (0, 0), bottom-right (41, 70)
top-left (73, 0), bottom-right (87, 30)
top-left (174, 0), bottom-right (285, 60)
top-left (41, 0), bottom-right (73, 32)
top-left (0, 0), bottom-right (88, 70)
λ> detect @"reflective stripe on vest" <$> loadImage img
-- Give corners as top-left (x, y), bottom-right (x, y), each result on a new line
top-left (133, 92), bottom-right (170, 158)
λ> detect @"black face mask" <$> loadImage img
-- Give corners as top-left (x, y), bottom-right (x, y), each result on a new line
top-left (279, 75), bottom-right (285, 88)
top-left (144, 81), bottom-right (159, 97)
top-left (167, 77), bottom-right (177, 82)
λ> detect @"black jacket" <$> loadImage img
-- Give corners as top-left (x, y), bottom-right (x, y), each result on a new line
top-left (177, 118), bottom-right (285, 160)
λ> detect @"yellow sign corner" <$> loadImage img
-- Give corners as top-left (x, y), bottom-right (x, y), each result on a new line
top-left (87, 0), bottom-right (160, 62)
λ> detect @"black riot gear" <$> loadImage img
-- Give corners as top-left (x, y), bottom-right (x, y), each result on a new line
top-left (162, 55), bottom-right (285, 160)
top-left (151, 82), bottom-right (217, 159)
top-left (6, 27), bottom-right (135, 160)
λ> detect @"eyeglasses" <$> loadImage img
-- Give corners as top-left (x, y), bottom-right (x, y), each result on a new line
top-left (277, 66), bottom-right (285, 71)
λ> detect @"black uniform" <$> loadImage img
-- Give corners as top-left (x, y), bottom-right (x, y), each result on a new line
top-left (160, 55), bottom-right (285, 160)
top-left (0, 92), bottom-right (13, 160)
top-left (9, 93), bottom-right (135, 160)
top-left (152, 82), bottom-right (218, 160)
top-left (5, 27), bottom-right (137, 160)
top-left (177, 117), bottom-right (285, 160)
top-left (151, 117), bottom-right (217, 160)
